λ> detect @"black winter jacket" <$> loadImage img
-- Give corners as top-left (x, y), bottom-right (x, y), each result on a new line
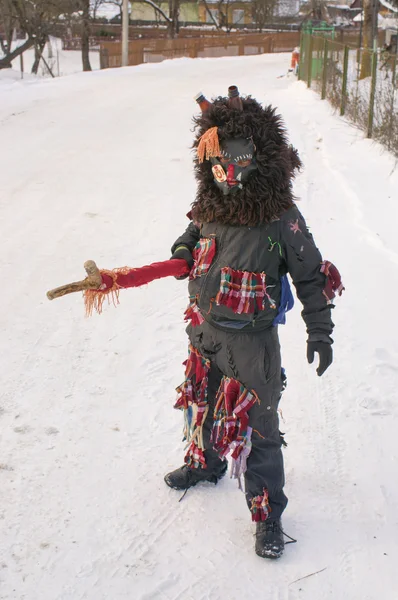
top-left (172, 205), bottom-right (334, 342)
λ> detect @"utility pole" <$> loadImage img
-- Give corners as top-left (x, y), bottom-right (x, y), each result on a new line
top-left (372, 0), bottom-right (378, 50)
top-left (122, 0), bottom-right (129, 67)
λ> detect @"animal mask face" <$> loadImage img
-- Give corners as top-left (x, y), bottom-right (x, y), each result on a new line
top-left (210, 138), bottom-right (257, 195)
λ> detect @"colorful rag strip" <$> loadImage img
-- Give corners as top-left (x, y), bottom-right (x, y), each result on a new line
top-left (250, 489), bottom-right (271, 522)
top-left (320, 260), bottom-right (345, 304)
top-left (211, 377), bottom-right (259, 480)
top-left (229, 426), bottom-right (253, 488)
top-left (215, 267), bottom-right (277, 314)
top-left (184, 297), bottom-right (205, 327)
top-left (190, 237), bottom-right (216, 280)
top-left (185, 441), bottom-right (207, 469)
top-left (174, 345), bottom-right (211, 468)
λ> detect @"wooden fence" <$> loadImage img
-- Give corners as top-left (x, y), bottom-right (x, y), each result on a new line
top-left (99, 32), bottom-right (300, 68)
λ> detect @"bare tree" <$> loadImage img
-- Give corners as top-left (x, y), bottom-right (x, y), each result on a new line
top-left (359, 0), bottom-right (376, 79)
top-left (102, 0), bottom-right (123, 20)
top-left (218, 0), bottom-right (234, 32)
top-left (0, 0), bottom-right (80, 71)
top-left (252, 0), bottom-right (277, 32)
top-left (301, 0), bottom-right (330, 22)
top-left (80, 0), bottom-right (91, 70)
top-left (139, 0), bottom-right (174, 24)
top-left (167, 0), bottom-right (180, 37)
top-left (90, 0), bottom-right (106, 20)
top-left (101, 0), bottom-right (180, 37)
top-left (202, 0), bottom-right (237, 32)
top-left (202, 0), bottom-right (221, 28)
top-left (0, 0), bottom-right (18, 64)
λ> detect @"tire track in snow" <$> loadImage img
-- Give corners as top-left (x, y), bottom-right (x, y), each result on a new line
top-left (292, 133), bottom-right (357, 597)
top-left (318, 375), bottom-right (356, 594)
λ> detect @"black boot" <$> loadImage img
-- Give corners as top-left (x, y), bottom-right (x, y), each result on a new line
top-left (164, 462), bottom-right (227, 491)
top-left (255, 518), bottom-right (285, 559)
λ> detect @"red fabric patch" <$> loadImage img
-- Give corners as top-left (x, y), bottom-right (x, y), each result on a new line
top-left (226, 164), bottom-right (235, 184)
top-left (184, 298), bottom-right (205, 327)
top-left (321, 260), bottom-right (345, 304)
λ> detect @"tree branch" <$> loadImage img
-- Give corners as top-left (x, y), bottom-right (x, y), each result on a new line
top-left (202, 0), bottom-right (221, 28)
top-left (0, 36), bottom-right (35, 69)
top-left (141, 0), bottom-right (172, 23)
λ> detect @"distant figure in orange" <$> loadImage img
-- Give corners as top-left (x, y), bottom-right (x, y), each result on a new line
top-left (289, 47), bottom-right (300, 75)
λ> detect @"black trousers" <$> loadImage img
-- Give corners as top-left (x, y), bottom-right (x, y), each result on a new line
top-left (187, 321), bottom-right (288, 519)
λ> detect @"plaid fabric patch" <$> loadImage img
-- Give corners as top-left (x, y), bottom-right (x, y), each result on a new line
top-left (211, 377), bottom-right (259, 479)
top-left (174, 345), bottom-right (210, 466)
top-left (250, 488), bottom-right (271, 522)
top-left (190, 237), bottom-right (216, 280)
top-left (185, 441), bottom-right (207, 469)
top-left (215, 267), bottom-right (277, 315)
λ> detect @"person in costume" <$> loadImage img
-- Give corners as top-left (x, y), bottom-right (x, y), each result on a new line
top-left (47, 86), bottom-right (344, 560)
top-left (163, 86), bottom-right (344, 559)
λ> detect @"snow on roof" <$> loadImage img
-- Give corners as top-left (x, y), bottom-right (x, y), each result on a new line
top-left (353, 11), bottom-right (385, 21)
top-left (379, 0), bottom-right (398, 13)
top-left (327, 5), bottom-right (353, 10)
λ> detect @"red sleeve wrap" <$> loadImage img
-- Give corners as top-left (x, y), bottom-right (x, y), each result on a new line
top-left (84, 259), bottom-right (190, 316)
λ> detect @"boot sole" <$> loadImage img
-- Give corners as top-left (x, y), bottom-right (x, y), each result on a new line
top-left (164, 464), bottom-right (228, 491)
top-left (255, 548), bottom-right (284, 560)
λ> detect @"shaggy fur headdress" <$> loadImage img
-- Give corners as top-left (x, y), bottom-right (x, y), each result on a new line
top-left (191, 96), bottom-right (302, 227)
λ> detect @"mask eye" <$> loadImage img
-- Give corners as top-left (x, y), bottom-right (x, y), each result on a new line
top-left (236, 159), bottom-right (252, 167)
top-left (219, 156), bottom-right (230, 165)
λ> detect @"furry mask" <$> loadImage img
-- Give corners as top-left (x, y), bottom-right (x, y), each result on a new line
top-left (191, 94), bottom-right (302, 226)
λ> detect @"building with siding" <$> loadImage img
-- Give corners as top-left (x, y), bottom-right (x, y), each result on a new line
top-left (130, 0), bottom-right (303, 26)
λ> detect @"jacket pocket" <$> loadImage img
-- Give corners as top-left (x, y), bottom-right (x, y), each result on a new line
top-left (190, 237), bottom-right (216, 280)
top-left (215, 267), bottom-right (277, 315)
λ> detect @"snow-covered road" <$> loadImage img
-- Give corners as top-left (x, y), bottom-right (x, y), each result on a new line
top-left (1, 54), bottom-right (398, 600)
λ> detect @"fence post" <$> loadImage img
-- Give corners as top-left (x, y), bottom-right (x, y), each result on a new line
top-left (321, 38), bottom-right (329, 99)
top-left (298, 32), bottom-right (304, 80)
top-left (100, 48), bottom-right (109, 69)
top-left (340, 45), bottom-right (349, 115)
top-left (307, 35), bottom-right (314, 88)
top-left (367, 47), bottom-right (378, 138)
top-left (387, 55), bottom-right (397, 150)
top-left (189, 40), bottom-right (198, 59)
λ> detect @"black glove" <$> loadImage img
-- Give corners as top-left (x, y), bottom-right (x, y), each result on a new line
top-left (307, 341), bottom-right (333, 377)
top-left (170, 245), bottom-right (194, 280)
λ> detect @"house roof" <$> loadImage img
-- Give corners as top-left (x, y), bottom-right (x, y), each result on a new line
top-left (379, 0), bottom-right (398, 12)
top-left (351, 0), bottom-right (398, 11)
